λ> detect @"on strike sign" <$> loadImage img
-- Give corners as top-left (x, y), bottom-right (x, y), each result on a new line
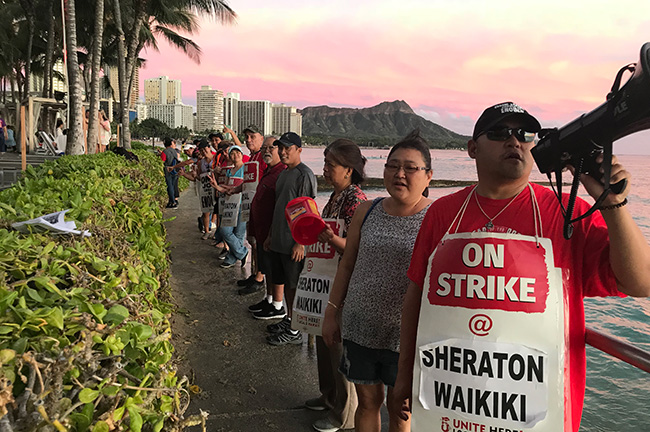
top-left (413, 232), bottom-right (565, 432)
top-left (427, 239), bottom-right (550, 313)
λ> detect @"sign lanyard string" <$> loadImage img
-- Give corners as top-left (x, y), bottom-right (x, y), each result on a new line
top-left (447, 183), bottom-right (543, 243)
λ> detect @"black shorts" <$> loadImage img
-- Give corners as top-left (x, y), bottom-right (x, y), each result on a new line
top-left (256, 242), bottom-right (272, 276)
top-left (213, 199), bottom-right (219, 216)
top-left (270, 251), bottom-right (304, 290)
top-left (340, 339), bottom-right (400, 386)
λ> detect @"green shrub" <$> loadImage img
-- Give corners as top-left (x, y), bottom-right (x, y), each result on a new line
top-left (0, 151), bottom-right (192, 431)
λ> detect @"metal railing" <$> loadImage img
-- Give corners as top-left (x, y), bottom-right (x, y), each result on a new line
top-left (586, 327), bottom-right (650, 374)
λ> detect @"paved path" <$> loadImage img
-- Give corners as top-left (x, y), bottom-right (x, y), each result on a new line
top-left (166, 190), bottom-right (327, 431)
top-left (166, 189), bottom-right (391, 431)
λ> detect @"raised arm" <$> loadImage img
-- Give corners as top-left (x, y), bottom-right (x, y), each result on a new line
top-left (322, 200), bottom-right (370, 347)
top-left (171, 159), bottom-right (195, 170)
top-left (580, 154), bottom-right (650, 296)
top-left (223, 126), bottom-right (243, 148)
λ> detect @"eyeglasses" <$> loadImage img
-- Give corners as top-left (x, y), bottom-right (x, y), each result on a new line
top-left (384, 163), bottom-right (428, 174)
top-left (481, 127), bottom-right (536, 143)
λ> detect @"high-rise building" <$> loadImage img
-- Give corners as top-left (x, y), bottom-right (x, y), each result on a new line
top-left (196, 85), bottom-right (224, 132)
top-left (223, 92), bottom-right (240, 133)
top-left (135, 101), bottom-right (148, 121)
top-left (238, 100), bottom-right (272, 136)
top-left (144, 76), bottom-right (182, 105)
top-left (100, 66), bottom-right (140, 111)
top-left (148, 104), bottom-right (193, 129)
top-left (29, 59), bottom-right (66, 95)
top-left (131, 67), bottom-right (140, 109)
top-left (290, 112), bottom-right (303, 136)
top-left (272, 103), bottom-right (302, 135)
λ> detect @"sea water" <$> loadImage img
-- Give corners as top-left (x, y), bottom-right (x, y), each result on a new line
top-left (301, 147), bottom-right (650, 431)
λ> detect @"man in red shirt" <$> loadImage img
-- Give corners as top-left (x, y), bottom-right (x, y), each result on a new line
top-left (390, 102), bottom-right (650, 432)
top-left (244, 137), bottom-right (287, 307)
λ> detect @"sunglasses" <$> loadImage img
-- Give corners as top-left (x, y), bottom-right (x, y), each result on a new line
top-left (481, 127), bottom-right (536, 143)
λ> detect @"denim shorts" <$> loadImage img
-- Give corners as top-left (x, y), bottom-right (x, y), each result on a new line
top-left (339, 339), bottom-right (400, 386)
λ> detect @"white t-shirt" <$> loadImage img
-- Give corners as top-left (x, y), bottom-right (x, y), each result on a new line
top-left (99, 121), bottom-right (110, 146)
top-left (55, 134), bottom-right (67, 154)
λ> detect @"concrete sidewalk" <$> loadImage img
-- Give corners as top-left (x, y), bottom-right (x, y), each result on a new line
top-left (166, 190), bottom-right (331, 431)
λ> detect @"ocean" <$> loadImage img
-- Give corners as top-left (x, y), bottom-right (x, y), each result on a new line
top-left (301, 147), bottom-right (650, 431)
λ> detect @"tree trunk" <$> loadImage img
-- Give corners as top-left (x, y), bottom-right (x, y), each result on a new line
top-left (65, 0), bottom-right (86, 155)
top-left (87, 0), bottom-right (105, 154)
top-left (118, 1), bottom-right (146, 150)
top-left (9, 75), bottom-right (18, 106)
top-left (112, 0), bottom-right (131, 149)
top-left (19, 1), bottom-right (35, 101)
top-left (42, 1), bottom-right (56, 134)
top-left (124, 8), bottom-right (145, 111)
top-left (42, 1), bottom-right (55, 99)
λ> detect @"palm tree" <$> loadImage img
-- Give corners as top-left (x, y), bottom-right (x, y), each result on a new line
top-left (87, 0), bottom-right (106, 154)
top-left (41, 1), bottom-right (56, 99)
top-left (111, 0), bottom-right (130, 148)
top-left (18, 0), bottom-right (36, 102)
top-left (112, 0), bottom-right (237, 149)
top-left (65, 0), bottom-right (86, 155)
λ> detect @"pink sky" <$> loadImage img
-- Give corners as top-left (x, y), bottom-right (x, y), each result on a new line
top-left (140, 0), bottom-right (650, 153)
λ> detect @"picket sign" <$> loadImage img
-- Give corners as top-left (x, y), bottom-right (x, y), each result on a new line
top-left (413, 233), bottom-right (565, 432)
top-left (241, 161), bottom-right (259, 223)
top-left (291, 218), bottom-right (342, 335)
top-left (198, 172), bottom-right (214, 213)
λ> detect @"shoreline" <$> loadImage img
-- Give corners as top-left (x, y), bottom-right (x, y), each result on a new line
top-left (315, 176), bottom-right (560, 191)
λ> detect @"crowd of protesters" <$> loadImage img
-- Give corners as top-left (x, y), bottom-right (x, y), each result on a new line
top-left (159, 100), bottom-right (650, 432)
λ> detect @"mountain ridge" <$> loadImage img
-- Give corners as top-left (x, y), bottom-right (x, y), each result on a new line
top-left (299, 100), bottom-right (468, 148)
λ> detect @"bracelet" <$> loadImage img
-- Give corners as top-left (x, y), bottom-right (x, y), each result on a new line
top-left (601, 198), bottom-right (628, 211)
top-left (327, 301), bottom-right (341, 310)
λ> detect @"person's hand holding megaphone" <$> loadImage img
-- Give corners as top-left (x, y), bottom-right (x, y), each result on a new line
top-left (568, 153), bottom-right (630, 208)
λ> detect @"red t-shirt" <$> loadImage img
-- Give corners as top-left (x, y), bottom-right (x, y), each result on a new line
top-left (249, 162), bottom-right (286, 243)
top-left (408, 183), bottom-right (622, 432)
top-left (249, 150), bottom-right (268, 179)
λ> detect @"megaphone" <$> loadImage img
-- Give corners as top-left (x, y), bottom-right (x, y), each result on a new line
top-left (531, 42), bottom-right (650, 238)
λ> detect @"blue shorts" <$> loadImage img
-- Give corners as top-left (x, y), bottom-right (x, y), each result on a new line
top-left (339, 339), bottom-right (400, 386)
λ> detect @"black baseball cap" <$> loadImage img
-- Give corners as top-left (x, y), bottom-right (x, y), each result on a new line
top-left (275, 132), bottom-right (302, 148)
top-left (472, 102), bottom-right (541, 140)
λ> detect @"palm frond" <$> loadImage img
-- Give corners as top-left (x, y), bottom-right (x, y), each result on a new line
top-left (184, 0), bottom-right (237, 24)
top-left (153, 25), bottom-right (202, 64)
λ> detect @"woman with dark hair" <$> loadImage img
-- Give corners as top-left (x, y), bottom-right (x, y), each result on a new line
top-left (299, 139), bottom-right (367, 432)
top-left (55, 119), bottom-right (64, 138)
top-left (318, 139), bottom-right (368, 253)
top-left (322, 130), bottom-right (433, 432)
top-left (210, 145), bottom-right (249, 268)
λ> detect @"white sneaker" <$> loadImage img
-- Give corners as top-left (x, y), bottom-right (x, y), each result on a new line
top-left (313, 418), bottom-right (340, 432)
